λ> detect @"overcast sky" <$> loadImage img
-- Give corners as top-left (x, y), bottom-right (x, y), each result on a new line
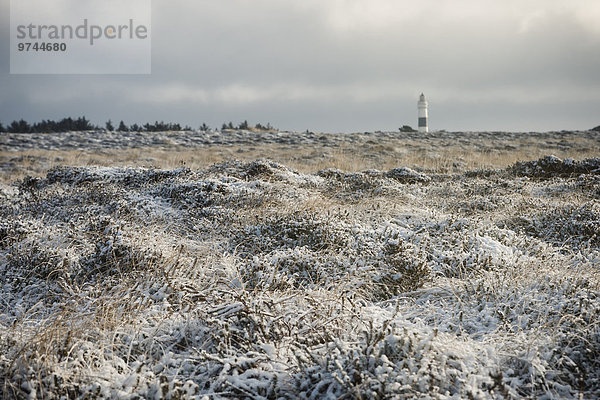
top-left (1, 0), bottom-right (599, 132)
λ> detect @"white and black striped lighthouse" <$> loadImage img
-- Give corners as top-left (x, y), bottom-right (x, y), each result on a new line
top-left (418, 93), bottom-right (428, 133)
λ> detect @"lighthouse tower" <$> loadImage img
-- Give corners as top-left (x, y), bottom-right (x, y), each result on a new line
top-left (418, 93), bottom-right (428, 133)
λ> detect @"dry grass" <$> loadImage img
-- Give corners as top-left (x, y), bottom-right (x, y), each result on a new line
top-left (2, 132), bottom-right (598, 184)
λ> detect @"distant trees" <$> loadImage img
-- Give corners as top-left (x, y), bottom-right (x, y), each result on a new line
top-left (106, 120), bottom-right (192, 132)
top-left (1, 117), bottom-right (276, 133)
top-left (254, 122), bottom-right (273, 131)
top-left (0, 116), bottom-right (95, 133)
top-left (222, 121), bottom-right (235, 130)
top-left (9, 119), bottom-right (31, 133)
top-left (143, 121), bottom-right (183, 132)
top-left (220, 121), bottom-right (275, 131)
top-left (592, 125), bottom-right (600, 132)
top-left (117, 120), bottom-right (129, 132)
top-left (68, 117), bottom-right (94, 131)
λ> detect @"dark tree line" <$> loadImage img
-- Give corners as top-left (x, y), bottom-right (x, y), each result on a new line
top-left (104, 120), bottom-right (193, 132)
top-left (221, 120), bottom-right (274, 131)
top-left (0, 117), bottom-right (194, 133)
top-left (0, 117), bottom-right (95, 133)
top-left (0, 117), bottom-right (276, 133)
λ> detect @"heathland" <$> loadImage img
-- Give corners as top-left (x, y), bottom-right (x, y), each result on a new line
top-left (1, 129), bottom-right (599, 398)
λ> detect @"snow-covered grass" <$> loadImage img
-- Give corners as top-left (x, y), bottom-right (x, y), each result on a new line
top-left (1, 134), bottom-right (600, 398)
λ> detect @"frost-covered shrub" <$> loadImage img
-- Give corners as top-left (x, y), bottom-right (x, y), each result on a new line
top-left (349, 238), bottom-right (430, 301)
top-left (511, 155), bottom-right (600, 178)
top-left (244, 159), bottom-right (279, 179)
top-left (4, 241), bottom-right (66, 281)
top-left (370, 240), bottom-right (429, 299)
top-left (154, 179), bottom-right (231, 208)
top-left (17, 175), bottom-right (42, 194)
top-left (241, 247), bottom-right (344, 291)
top-left (0, 220), bottom-right (30, 249)
top-left (234, 216), bottom-right (430, 299)
top-left (46, 165), bottom-right (189, 187)
top-left (317, 169), bottom-right (386, 194)
top-left (78, 236), bottom-right (161, 280)
top-left (386, 167), bottom-right (431, 183)
top-left (205, 159), bottom-right (301, 183)
top-left (505, 203), bottom-right (600, 248)
top-left (293, 321), bottom-right (505, 399)
top-left (411, 218), bottom-right (515, 278)
top-left (231, 211), bottom-right (352, 257)
top-left (315, 168), bottom-right (345, 180)
top-left (549, 290), bottom-right (600, 395)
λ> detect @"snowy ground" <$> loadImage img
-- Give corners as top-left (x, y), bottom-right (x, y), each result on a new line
top-left (1, 130), bottom-right (599, 399)
top-left (2, 129), bottom-right (589, 151)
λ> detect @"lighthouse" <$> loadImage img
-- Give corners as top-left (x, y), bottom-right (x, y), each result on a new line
top-left (418, 93), bottom-right (428, 133)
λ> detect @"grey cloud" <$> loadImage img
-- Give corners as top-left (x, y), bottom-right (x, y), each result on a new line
top-left (1, 0), bottom-right (599, 132)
